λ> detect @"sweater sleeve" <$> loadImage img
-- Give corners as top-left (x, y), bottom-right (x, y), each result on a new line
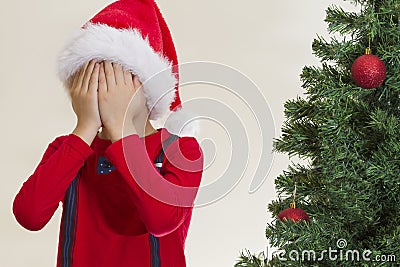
top-left (104, 134), bottom-right (204, 237)
top-left (13, 134), bottom-right (94, 231)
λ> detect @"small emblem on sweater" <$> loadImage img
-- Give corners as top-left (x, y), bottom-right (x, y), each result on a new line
top-left (97, 156), bottom-right (115, 174)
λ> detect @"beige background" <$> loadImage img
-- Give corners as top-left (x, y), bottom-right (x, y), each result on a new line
top-left (0, 0), bottom-right (357, 266)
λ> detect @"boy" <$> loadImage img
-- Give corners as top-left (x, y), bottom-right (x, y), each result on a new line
top-left (12, 0), bottom-right (204, 266)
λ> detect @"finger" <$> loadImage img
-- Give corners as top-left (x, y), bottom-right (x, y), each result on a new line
top-left (124, 69), bottom-right (134, 87)
top-left (113, 63), bottom-right (124, 85)
top-left (104, 61), bottom-right (116, 88)
top-left (88, 63), bottom-right (100, 93)
top-left (122, 68), bottom-right (129, 80)
top-left (98, 62), bottom-right (107, 94)
top-left (81, 60), bottom-right (97, 92)
top-left (75, 61), bottom-right (91, 91)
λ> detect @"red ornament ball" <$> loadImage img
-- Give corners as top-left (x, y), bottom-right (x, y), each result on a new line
top-left (351, 54), bottom-right (386, 89)
top-left (278, 207), bottom-right (310, 223)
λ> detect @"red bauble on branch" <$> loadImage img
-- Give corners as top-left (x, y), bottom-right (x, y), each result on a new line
top-left (278, 202), bottom-right (310, 223)
top-left (351, 48), bottom-right (386, 89)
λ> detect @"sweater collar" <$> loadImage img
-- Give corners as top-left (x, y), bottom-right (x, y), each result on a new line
top-left (92, 127), bottom-right (170, 150)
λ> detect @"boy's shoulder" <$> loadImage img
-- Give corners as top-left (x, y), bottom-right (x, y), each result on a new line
top-left (50, 134), bottom-right (68, 142)
top-left (48, 134), bottom-right (72, 148)
top-left (163, 131), bottom-right (203, 163)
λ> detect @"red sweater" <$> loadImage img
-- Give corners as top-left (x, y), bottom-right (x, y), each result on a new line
top-left (13, 128), bottom-right (204, 267)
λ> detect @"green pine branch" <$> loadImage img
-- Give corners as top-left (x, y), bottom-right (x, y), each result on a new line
top-left (236, 0), bottom-right (400, 266)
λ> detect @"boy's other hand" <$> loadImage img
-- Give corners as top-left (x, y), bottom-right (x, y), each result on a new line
top-left (69, 59), bottom-right (102, 145)
top-left (98, 61), bottom-right (147, 141)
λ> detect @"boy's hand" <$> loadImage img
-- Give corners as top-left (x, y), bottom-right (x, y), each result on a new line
top-left (69, 60), bottom-right (102, 145)
top-left (98, 61), bottom-right (146, 142)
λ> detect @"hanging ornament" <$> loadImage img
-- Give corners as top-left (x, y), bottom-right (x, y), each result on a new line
top-left (351, 46), bottom-right (386, 89)
top-left (278, 182), bottom-right (310, 223)
top-left (278, 202), bottom-right (310, 223)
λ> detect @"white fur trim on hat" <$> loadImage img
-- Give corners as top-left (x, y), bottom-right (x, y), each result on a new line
top-left (57, 23), bottom-right (177, 121)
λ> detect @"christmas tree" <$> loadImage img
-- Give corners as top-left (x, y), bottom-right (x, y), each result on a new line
top-left (236, 0), bottom-right (399, 266)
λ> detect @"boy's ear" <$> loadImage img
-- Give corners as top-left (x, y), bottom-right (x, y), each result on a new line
top-left (133, 75), bottom-right (141, 88)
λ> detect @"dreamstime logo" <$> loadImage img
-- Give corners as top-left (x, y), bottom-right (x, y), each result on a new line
top-left (336, 238), bottom-right (347, 249)
top-left (267, 238), bottom-right (397, 263)
top-left (121, 61), bottom-right (276, 207)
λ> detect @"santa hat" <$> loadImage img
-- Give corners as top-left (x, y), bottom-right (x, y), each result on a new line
top-left (57, 0), bottom-right (197, 137)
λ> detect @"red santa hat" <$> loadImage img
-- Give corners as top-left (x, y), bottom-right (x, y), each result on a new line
top-left (57, 0), bottom-right (197, 136)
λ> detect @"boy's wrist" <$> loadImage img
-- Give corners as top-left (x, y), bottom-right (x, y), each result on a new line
top-left (72, 124), bottom-right (99, 146)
